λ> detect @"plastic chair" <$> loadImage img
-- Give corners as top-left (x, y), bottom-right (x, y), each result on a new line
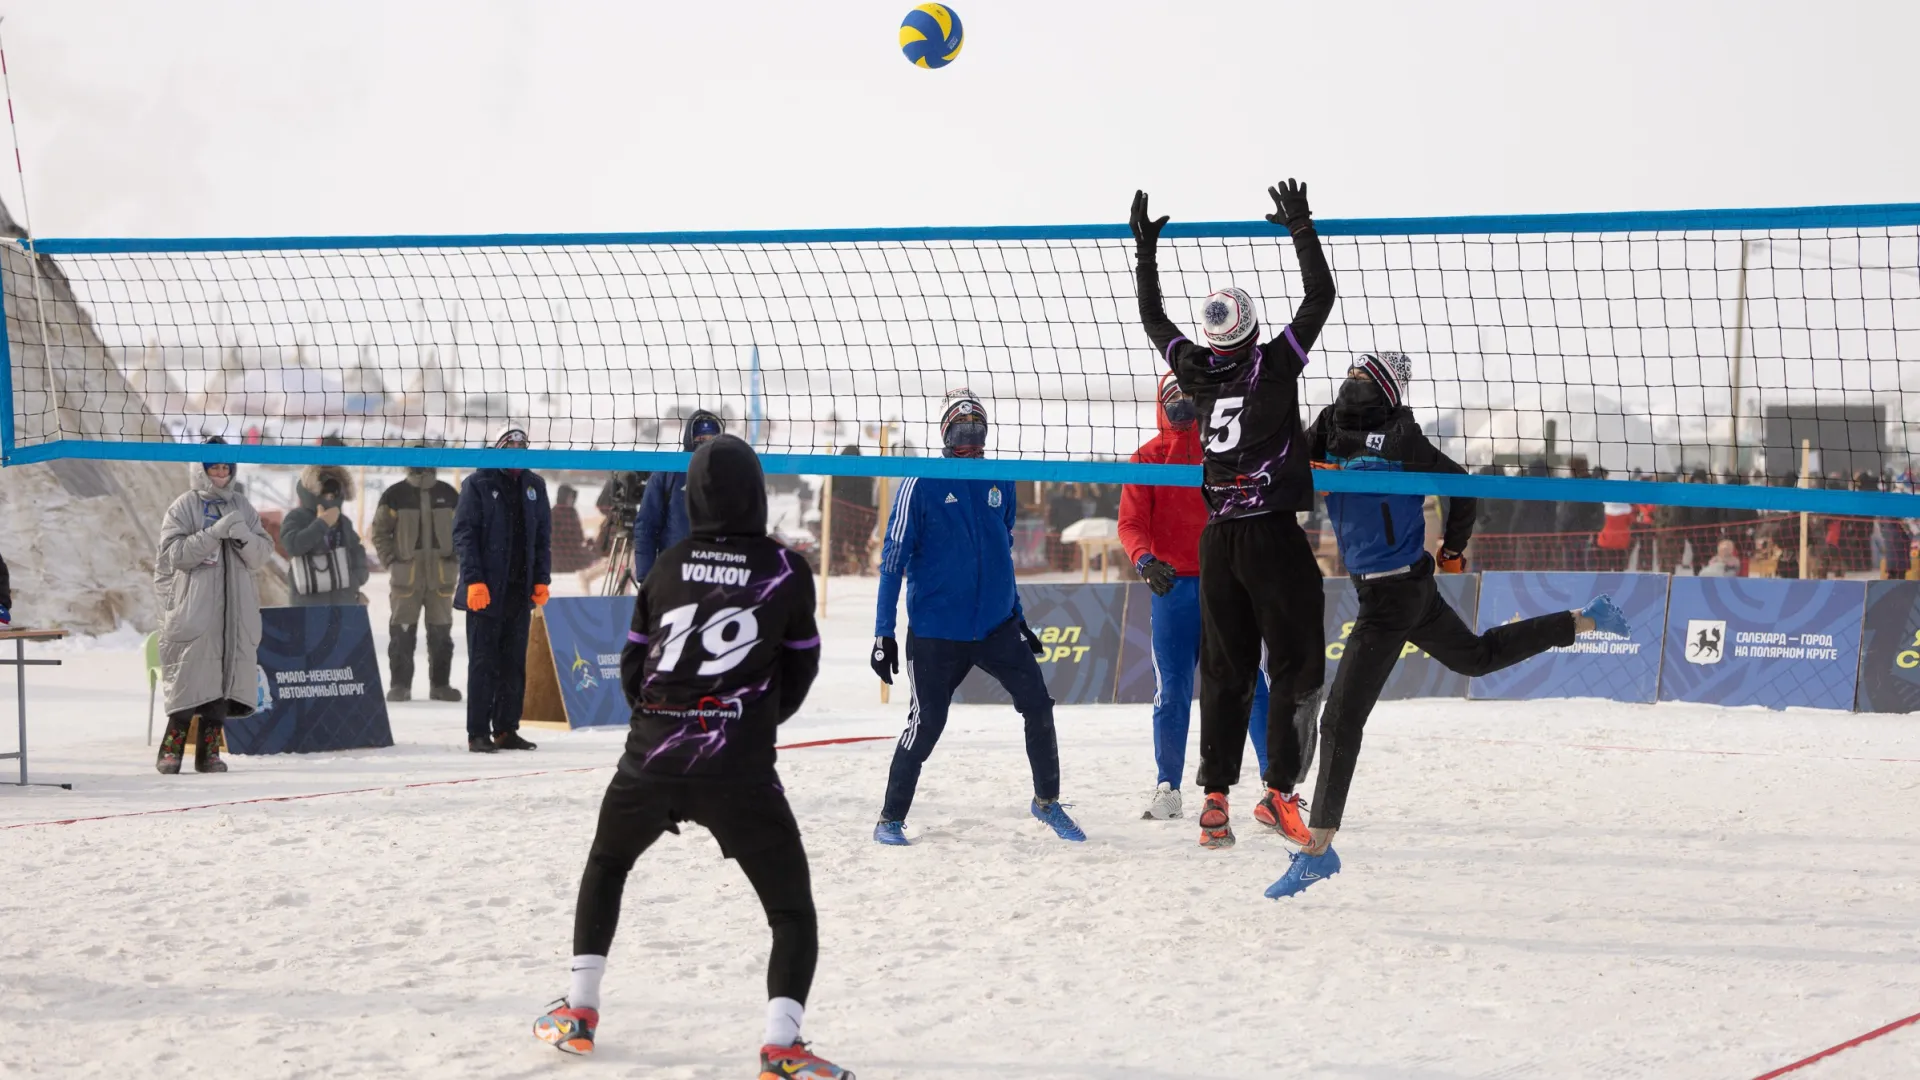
top-left (144, 631), bottom-right (161, 745)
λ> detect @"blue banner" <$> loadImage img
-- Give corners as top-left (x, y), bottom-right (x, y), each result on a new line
top-left (229, 604), bottom-right (393, 754)
top-left (1658, 577), bottom-right (1866, 711)
top-left (1469, 573), bottom-right (1669, 703)
top-left (1324, 574), bottom-right (1480, 700)
top-left (540, 596), bottom-right (638, 728)
top-left (1855, 580), bottom-right (1920, 713)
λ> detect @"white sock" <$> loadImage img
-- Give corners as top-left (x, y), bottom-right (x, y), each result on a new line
top-left (568, 954), bottom-right (606, 1012)
top-left (764, 997), bottom-right (805, 1047)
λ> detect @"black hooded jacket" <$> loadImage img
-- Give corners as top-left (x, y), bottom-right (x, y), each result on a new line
top-left (619, 435), bottom-right (821, 780)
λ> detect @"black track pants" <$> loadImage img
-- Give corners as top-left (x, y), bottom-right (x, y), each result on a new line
top-left (1195, 513), bottom-right (1325, 796)
top-left (572, 760), bottom-right (818, 1004)
top-left (1310, 557), bottom-right (1577, 829)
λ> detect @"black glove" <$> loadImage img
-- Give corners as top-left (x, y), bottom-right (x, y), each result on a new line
top-left (1266, 178), bottom-right (1313, 233)
top-left (1129, 189), bottom-right (1168, 256)
top-left (1019, 621), bottom-right (1046, 658)
top-left (1136, 554), bottom-right (1178, 597)
top-left (870, 635), bottom-right (898, 685)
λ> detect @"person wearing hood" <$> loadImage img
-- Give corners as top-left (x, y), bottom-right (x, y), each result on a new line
top-left (1130, 181), bottom-right (1332, 857)
top-left (630, 409), bottom-right (725, 583)
top-left (869, 389), bottom-right (1085, 846)
top-left (279, 464), bottom-right (371, 608)
top-left (1118, 373), bottom-right (1272, 822)
top-left (453, 425), bottom-right (552, 753)
top-left (152, 439), bottom-right (275, 774)
top-left (1274, 355), bottom-right (1630, 898)
top-left (533, 436), bottom-right (852, 1080)
top-left (372, 460), bottom-right (462, 702)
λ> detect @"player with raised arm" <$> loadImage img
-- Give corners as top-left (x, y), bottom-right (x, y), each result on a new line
top-left (1266, 354), bottom-right (1630, 898)
top-left (869, 389), bottom-right (1085, 845)
top-left (531, 435), bottom-right (852, 1080)
top-left (1130, 180), bottom-right (1331, 853)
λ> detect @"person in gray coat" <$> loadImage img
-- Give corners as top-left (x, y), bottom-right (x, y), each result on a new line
top-left (153, 441), bottom-right (274, 774)
top-left (280, 464), bottom-right (370, 607)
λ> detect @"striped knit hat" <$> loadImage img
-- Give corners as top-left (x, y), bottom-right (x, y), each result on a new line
top-left (1353, 351), bottom-right (1413, 407)
top-left (940, 387), bottom-right (987, 432)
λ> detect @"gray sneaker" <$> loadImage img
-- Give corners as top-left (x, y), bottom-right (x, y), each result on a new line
top-left (1141, 782), bottom-right (1183, 820)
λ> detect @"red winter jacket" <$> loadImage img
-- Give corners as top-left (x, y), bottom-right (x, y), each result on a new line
top-left (1118, 374), bottom-right (1209, 576)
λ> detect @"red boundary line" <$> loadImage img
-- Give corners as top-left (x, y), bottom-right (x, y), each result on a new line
top-left (1750, 1009), bottom-right (1920, 1079)
top-left (0, 735), bottom-right (894, 831)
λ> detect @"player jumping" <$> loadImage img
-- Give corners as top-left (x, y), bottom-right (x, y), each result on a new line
top-left (532, 435), bottom-right (853, 1079)
top-left (1130, 180), bottom-right (1331, 851)
top-left (1266, 353), bottom-right (1629, 898)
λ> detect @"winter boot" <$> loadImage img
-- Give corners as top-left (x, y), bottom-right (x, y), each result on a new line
top-left (426, 622), bottom-right (462, 702)
top-left (194, 718), bottom-right (229, 773)
top-left (156, 712), bottom-right (190, 774)
top-left (387, 622), bottom-right (417, 702)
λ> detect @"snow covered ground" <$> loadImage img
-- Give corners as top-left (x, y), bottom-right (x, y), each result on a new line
top-left (3, 573), bottom-right (1919, 1078)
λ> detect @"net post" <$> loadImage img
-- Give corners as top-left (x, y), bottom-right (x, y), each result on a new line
top-left (1798, 439), bottom-right (1812, 578)
top-left (1727, 238), bottom-right (1751, 476)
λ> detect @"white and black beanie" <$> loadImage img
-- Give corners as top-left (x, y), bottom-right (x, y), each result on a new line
top-left (940, 387), bottom-right (987, 434)
top-left (1200, 287), bottom-right (1259, 353)
top-left (1354, 351), bottom-right (1413, 407)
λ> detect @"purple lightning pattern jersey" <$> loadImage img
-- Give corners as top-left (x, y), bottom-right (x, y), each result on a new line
top-left (620, 529), bottom-right (820, 780)
top-left (1135, 223), bottom-right (1336, 520)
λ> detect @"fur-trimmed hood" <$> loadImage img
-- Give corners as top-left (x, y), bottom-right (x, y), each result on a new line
top-left (297, 464), bottom-right (356, 507)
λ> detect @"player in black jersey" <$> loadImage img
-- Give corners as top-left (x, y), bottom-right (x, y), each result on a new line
top-left (1130, 180), bottom-right (1334, 852)
top-left (532, 436), bottom-right (852, 1080)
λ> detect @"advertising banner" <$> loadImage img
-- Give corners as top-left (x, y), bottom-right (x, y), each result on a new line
top-left (229, 604), bottom-right (394, 754)
top-left (953, 584), bottom-right (1133, 706)
top-left (1323, 574), bottom-right (1481, 700)
top-left (1469, 573), bottom-right (1669, 703)
top-left (1114, 583), bottom-right (1157, 705)
top-left (1855, 580), bottom-right (1920, 713)
top-left (538, 596), bottom-right (638, 728)
top-left (1658, 577), bottom-right (1866, 711)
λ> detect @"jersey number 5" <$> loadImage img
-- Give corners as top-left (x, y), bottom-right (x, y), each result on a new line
top-left (1206, 396), bottom-right (1246, 453)
top-left (655, 602), bottom-right (762, 677)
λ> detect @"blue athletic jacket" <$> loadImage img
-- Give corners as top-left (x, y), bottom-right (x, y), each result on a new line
top-left (874, 476), bottom-right (1026, 641)
top-left (1307, 404), bottom-right (1474, 575)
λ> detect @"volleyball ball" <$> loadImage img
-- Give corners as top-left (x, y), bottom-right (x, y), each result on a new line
top-left (900, 4), bottom-right (963, 69)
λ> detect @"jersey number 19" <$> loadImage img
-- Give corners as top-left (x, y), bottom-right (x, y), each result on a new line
top-left (655, 602), bottom-right (762, 677)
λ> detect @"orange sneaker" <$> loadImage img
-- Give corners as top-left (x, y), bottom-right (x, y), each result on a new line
top-left (759, 1040), bottom-right (853, 1078)
top-left (1197, 792), bottom-right (1235, 849)
top-left (1253, 788), bottom-right (1312, 845)
top-left (532, 999), bottom-right (598, 1055)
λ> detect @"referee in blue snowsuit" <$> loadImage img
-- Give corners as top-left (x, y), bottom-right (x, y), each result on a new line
top-left (870, 390), bottom-right (1085, 845)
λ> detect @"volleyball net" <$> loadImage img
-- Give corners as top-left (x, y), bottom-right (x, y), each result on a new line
top-left (5, 202), bottom-right (1920, 515)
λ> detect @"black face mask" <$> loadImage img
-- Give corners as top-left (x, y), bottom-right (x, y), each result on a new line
top-left (1334, 377), bottom-right (1394, 429)
top-left (1164, 398), bottom-right (1197, 429)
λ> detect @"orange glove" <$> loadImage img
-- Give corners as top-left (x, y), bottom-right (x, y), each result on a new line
top-left (1436, 549), bottom-right (1466, 574)
top-left (467, 583), bottom-right (491, 610)
top-left (532, 584), bottom-right (550, 607)
top-left (1310, 459), bottom-right (1339, 496)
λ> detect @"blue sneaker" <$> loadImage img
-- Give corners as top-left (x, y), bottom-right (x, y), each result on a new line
top-left (1264, 848), bottom-right (1341, 899)
top-left (873, 820), bottom-right (910, 846)
top-left (1030, 798), bottom-right (1087, 842)
top-left (1580, 594), bottom-right (1630, 637)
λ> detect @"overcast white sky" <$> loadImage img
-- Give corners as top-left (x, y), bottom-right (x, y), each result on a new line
top-left (6, 0), bottom-right (1917, 237)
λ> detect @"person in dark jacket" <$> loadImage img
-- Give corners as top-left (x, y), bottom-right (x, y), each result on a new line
top-left (0, 549), bottom-right (10, 624)
top-left (1277, 356), bottom-right (1626, 898)
top-left (454, 424), bottom-right (552, 753)
top-left (869, 390), bottom-right (1083, 846)
top-left (549, 484), bottom-right (596, 574)
top-left (1553, 455), bottom-right (1603, 572)
top-left (1131, 181), bottom-right (1333, 855)
top-left (279, 465), bottom-right (370, 607)
top-left (631, 410), bottom-right (725, 582)
top-left (371, 464), bottom-right (462, 703)
top-left (821, 445), bottom-right (876, 575)
top-left (1505, 460), bottom-right (1559, 570)
top-left (531, 436), bottom-right (850, 1078)
top-left (1469, 463), bottom-right (1511, 571)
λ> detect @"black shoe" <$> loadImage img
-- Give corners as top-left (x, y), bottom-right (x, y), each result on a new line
top-left (469, 736), bottom-right (499, 753)
top-left (492, 731), bottom-right (538, 751)
top-left (429, 685), bottom-right (462, 702)
top-left (387, 685), bottom-right (411, 703)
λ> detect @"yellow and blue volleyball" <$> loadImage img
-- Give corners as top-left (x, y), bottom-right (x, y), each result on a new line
top-left (899, 4), bottom-right (963, 69)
